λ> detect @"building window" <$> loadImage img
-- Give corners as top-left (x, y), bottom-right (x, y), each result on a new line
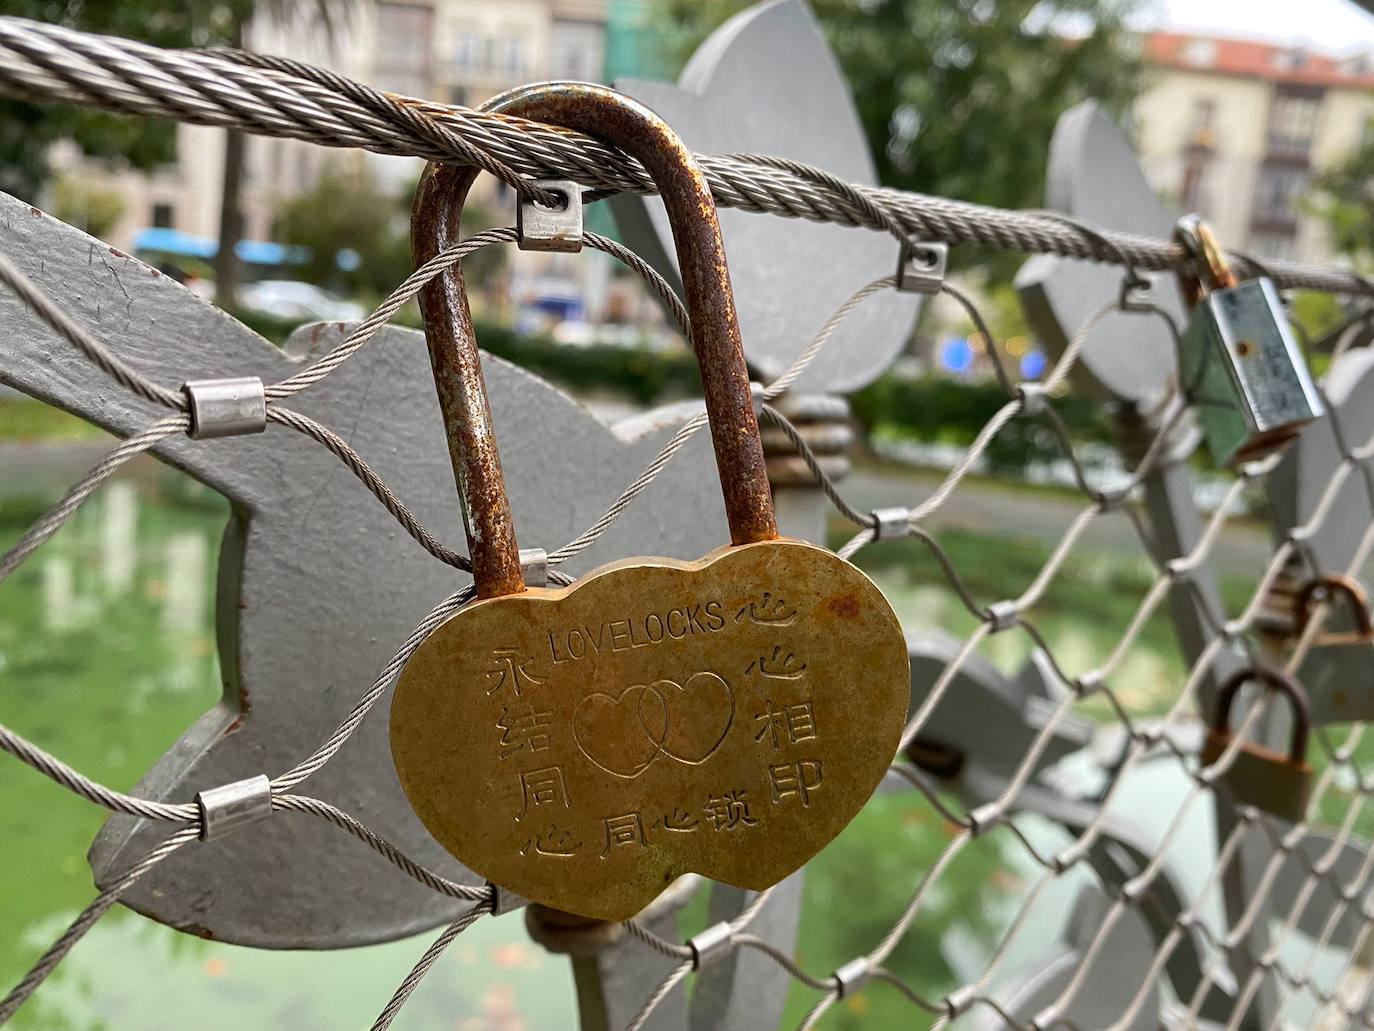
top-left (1249, 232), bottom-right (1296, 261)
top-left (1253, 164), bottom-right (1309, 224)
top-left (1179, 156), bottom-right (1210, 211)
top-left (376, 3), bottom-right (430, 71)
top-left (454, 32), bottom-right (478, 70)
top-left (505, 39), bottom-right (525, 77)
top-left (1182, 38), bottom-right (1216, 68)
top-left (1274, 47), bottom-right (1309, 72)
top-left (1268, 92), bottom-right (1320, 154)
top-left (1188, 97), bottom-right (1217, 147)
top-left (151, 203), bottom-right (174, 228)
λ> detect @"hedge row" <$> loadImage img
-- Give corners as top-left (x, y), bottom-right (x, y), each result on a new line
top-left (235, 309), bottom-right (1108, 469)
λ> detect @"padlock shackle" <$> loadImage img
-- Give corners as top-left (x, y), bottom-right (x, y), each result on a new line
top-left (1211, 664), bottom-right (1312, 765)
top-left (1174, 214), bottom-right (1239, 308)
top-left (1293, 573), bottom-right (1373, 642)
top-left (412, 82), bottom-right (777, 599)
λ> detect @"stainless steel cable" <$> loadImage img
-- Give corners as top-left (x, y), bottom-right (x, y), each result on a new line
top-left (1, 16), bottom-right (1369, 295)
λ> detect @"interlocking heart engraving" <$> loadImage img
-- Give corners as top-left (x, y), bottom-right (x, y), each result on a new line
top-left (573, 671), bottom-right (735, 778)
top-left (390, 540), bottom-right (909, 920)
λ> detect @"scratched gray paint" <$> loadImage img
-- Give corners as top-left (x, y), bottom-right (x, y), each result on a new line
top-left (611, 0), bottom-right (915, 394)
top-left (1015, 102), bottom-right (1186, 409)
top-left (0, 192), bottom-right (737, 947)
top-left (905, 631), bottom-right (1092, 800)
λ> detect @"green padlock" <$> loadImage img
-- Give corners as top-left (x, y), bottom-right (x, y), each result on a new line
top-left (1200, 664), bottom-right (1313, 823)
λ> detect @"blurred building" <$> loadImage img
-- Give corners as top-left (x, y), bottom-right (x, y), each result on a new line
top-left (1136, 32), bottom-right (1374, 263)
top-left (48, 0), bottom-right (662, 330)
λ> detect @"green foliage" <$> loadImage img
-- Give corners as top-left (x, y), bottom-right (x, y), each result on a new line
top-left (0, 1), bottom-right (254, 201)
top-left (1289, 289), bottom-right (1347, 343)
top-left (660, 0), bottom-right (1145, 216)
top-left (0, 399), bottom-right (106, 442)
top-left (49, 174), bottom-right (128, 239)
top-left (474, 326), bottom-right (702, 405)
top-left (1309, 136), bottom-right (1374, 268)
top-left (273, 159), bottom-right (503, 299)
top-left (851, 372), bottom-right (1113, 472)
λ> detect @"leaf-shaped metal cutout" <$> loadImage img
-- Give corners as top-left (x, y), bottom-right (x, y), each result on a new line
top-left (611, 0), bottom-right (915, 393)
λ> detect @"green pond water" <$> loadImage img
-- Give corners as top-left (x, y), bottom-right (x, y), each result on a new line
top-left (0, 449), bottom-right (1291, 1029)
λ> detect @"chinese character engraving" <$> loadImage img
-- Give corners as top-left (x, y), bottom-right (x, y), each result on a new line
top-left (703, 790), bottom-right (757, 831)
top-left (496, 703), bottom-right (553, 759)
top-left (601, 812), bottom-right (648, 856)
top-left (487, 647), bottom-right (543, 698)
top-left (735, 592), bottom-right (798, 627)
top-left (746, 645), bottom-right (808, 680)
top-left (520, 824), bottom-right (581, 857)
top-left (516, 766), bottom-right (568, 820)
top-left (654, 808), bottom-right (700, 833)
top-left (753, 700), bottom-right (818, 748)
top-left (769, 760), bottom-right (823, 807)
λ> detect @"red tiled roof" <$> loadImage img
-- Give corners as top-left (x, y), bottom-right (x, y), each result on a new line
top-left (1145, 31), bottom-right (1374, 90)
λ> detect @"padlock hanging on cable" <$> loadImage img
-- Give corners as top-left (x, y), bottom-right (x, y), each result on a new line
top-left (1200, 664), bottom-right (1313, 824)
top-left (390, 82), bottom-right (910, 923)
top-left (1289, 573), bottom-right (1374, 724)
top-left (1173, 215), bottom-right (1323, 467)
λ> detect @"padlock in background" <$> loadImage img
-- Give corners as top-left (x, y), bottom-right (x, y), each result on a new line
top-left (389, 82), bottom-right (911, 922)
top-left (1174, 215), bottom-right (1323, 468)
top-left (1291, 573), bottom-right (1374, 725)
top-left (1200, 664), bottom-right (1314, 824)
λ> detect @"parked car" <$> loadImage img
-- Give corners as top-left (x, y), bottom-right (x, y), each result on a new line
top-left (238, 280), bottom-right (366, 322)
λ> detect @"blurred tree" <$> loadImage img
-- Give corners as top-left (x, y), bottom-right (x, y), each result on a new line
top-left (50, 174), bottom-right (128, 239)
top-left (213, 1), bottom-right (355, 309)
top-left (275, 159), bottom-right (504, 300)
top-left (660, 0), bottom-right (1146, 215)
top-left (0, 2), bottom-right (242, 202)
top-left (1309, 137), bottom-right (1374, 269)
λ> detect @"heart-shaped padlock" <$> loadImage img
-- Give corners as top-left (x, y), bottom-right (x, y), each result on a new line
top-left (389, 82), bottom-right (909, 921)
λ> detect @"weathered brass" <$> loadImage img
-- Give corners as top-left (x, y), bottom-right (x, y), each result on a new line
top-left (395, 82), bottom-right (910, 920)
top-left (1200, 665), bottom-right (1313, 824)
top-left (391, 538), bottom-right (909, 921)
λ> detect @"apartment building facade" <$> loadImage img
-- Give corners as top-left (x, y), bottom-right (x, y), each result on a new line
top-left (1135, 32), bottom-right (1374, 264)
top-left (52, 0), bottom-right (608, 255)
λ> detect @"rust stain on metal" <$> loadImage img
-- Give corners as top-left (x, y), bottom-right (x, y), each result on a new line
top-left (826, 593), bottom-right (861, 619)
top-left (410, 83), bottom-right (777, 600)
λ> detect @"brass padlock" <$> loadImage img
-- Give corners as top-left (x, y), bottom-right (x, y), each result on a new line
top-left (1200, 664), bottom-right (1313, 823)
top-left (1292, 573), bottom-right (1374, 724)
top-left (389, 83), bottom-right (910, 921)
top-left (1174, 215), bottom-right (1323, 467)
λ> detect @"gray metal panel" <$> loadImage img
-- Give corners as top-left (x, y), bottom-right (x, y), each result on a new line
top-left (0, 192), bottom-right (731, 947)
top-left (611, 0), bottom-right (915, 393)
top-left (1015, 101), bottom-right (1185, 409)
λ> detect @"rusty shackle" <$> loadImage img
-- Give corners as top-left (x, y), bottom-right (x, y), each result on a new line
top-left (412, 82), bottom-right (776, 599)
top-left (1174, 214), bottom-right (1239, 309)
top-left (1292, 572), bottom-right (1374, 646)
top-left (1211, 664), bottom-right (1312, 765)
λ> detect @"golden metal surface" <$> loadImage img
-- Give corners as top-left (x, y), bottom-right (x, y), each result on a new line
top-left (390, 538), bottom-right (909, 920)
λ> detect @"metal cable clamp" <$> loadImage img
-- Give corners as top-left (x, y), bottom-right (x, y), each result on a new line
top-left (517, 179), bottom-right (583, 253)
top-left (196, 774), bottom-right (272, 841)
top-left (183, 377), bottom-right (267, 440)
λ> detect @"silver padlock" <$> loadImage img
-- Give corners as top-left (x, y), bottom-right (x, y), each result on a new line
top-left (1292, 573), bottom-right (1374, 724)
top-left (1174, 215), bottom-right (1322, 467)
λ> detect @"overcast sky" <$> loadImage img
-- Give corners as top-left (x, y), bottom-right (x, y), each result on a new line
top-left (1142, 0), bottom-right (1374, 51)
